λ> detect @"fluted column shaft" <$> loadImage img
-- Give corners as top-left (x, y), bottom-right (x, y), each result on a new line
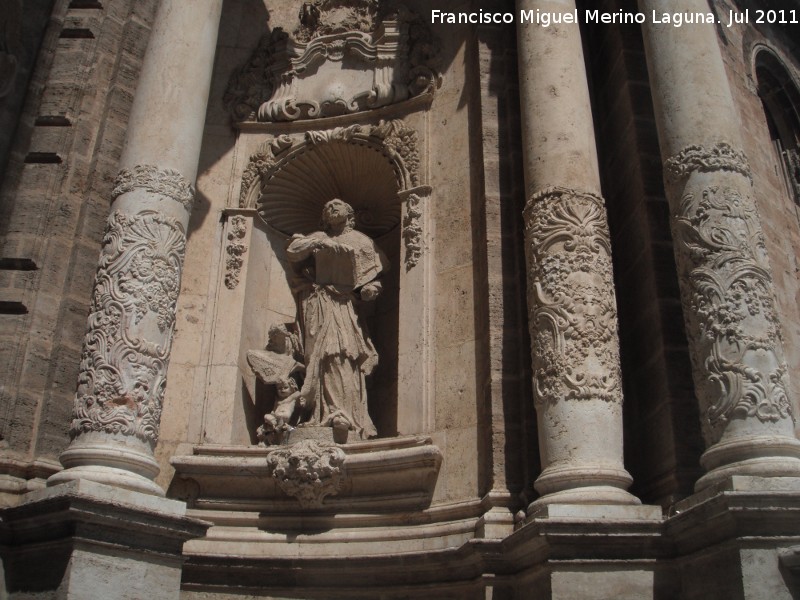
top-left (516, 0), bottom-right (638, 509)
top-left (639, 0), bottom-right (800, 490)
top-left (49, 0), bottom-right (224, 496)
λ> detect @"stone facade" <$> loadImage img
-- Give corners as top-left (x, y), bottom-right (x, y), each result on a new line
top-left (2, 0), bottom-right (800, 598)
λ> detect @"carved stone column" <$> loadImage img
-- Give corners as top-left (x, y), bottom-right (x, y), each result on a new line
top-left (48, 0), bottom-right (224, 496)
top-left (639, 0), bottom-right (800, 490)
top-left (516, 0), bottom-right (638, 508)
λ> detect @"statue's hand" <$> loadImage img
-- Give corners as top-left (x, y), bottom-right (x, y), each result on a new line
top-left (360, 283), bottom-right (380, 301)
top-left (315, 237), bottom-right (347, 254)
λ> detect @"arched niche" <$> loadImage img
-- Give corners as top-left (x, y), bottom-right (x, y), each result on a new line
top-left (237, 120), bottom-right (431, 440)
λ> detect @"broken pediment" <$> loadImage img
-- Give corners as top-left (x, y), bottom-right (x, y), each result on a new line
top-left (224, 0), bottom-right (439, 123)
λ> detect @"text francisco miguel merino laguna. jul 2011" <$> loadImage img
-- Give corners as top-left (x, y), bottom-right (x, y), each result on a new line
top-left (430, 8), bottom-right (799, 28)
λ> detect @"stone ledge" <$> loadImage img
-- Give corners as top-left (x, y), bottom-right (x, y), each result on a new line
top-left (170, 435), bottom-right (442, 517)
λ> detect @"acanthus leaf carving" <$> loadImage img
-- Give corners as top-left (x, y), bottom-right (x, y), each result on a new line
top-left (665, 143), bottom-right (793, 441)
top-left (266, 439), bottom-right (346, 508)
top-left (523, 187), bottom-right (623, 407)
top-left (224, 216), bottom-right (248, 289)
top-left (112, 165), bottom-right (195, 213)
top-left (70, 210), bottom-right (187, 445)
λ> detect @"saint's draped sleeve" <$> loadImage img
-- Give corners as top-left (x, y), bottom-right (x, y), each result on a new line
top-left (286, 232), bottom-right (322, 263)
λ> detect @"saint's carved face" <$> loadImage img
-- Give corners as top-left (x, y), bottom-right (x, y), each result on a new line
top-left (322, 199), bottom-right (354, 230)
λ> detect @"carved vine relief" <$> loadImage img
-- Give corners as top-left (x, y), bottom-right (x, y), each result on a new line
top-left (71, 210), bottom-right (187, 444)
top-left (523, 187), bottom-right (623, 407)
top-left (70, 165), bottom-right (194, 445)
top-left (665, 142), bottom-right (793, 441)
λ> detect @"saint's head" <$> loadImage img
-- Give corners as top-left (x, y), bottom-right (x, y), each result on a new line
top-left (321, 198), bottom-right (355, 233)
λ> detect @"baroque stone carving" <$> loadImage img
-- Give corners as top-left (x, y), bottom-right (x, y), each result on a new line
top-left (402, 192), bottom-right (423, 270)
top-left (70, 211), bottom-right (187, 445)
top-left (664, 143), bottom-right (793, 441)
top-left (240, 121), bottom-right (424, 269)
top-left (241, 121), bottom-right (419, 208)
top-left (664, 142), bottom-right (752, 184)
top-left (523, 187), bottom-right (623, 406)
top-left (249, 200), bottom-right (387, 443)
top-left (224, 216), bottom-right (248, 289)
top-left (112, 164), bottom-right (195, 212)
top-left (224, 0), bottom-right (439, 122)
top-left (266, 439), bottom-right (346, 508)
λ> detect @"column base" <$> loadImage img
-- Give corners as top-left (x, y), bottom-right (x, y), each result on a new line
top-left (530, 464), bottom-right (640, 511)
top-left (48, 432), bottom-right (164, 497)
top-left (696, 435), bottom-right (800, 492)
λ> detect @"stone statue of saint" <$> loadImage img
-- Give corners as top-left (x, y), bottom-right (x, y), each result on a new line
top-left (281, 198), bottom-right (388, 440)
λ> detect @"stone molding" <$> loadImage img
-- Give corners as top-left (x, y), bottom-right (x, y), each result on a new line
top-left (223, 215), bottom-right (248, 289)
top-left (664, 143), bottom-right (793, 441)
top-left (266, 439), bottom-right (346, 508)
top-left (112, 164), bottom-right (196, 212)
top-left (70, 210), bottom-right (187, 445)
top-left (224, 0), bottom-right (439, 123)
top-left (523, 186), bottom-right (623, 406)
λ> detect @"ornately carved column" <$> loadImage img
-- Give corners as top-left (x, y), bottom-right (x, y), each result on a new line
top-left (48, 0), bottom-right (224, 495)
top-left (516, 0), bottom-right (638, 508)
top-left (639, 0), bottom-right (800, 490)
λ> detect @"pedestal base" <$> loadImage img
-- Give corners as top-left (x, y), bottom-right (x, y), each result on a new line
top-left (0, 479), bottom-right (209, 600)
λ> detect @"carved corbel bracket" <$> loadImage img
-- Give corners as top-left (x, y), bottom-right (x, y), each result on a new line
top-left (266, 439), bottom-right (346, 508)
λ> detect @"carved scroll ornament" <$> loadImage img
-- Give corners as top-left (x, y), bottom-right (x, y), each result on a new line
top-left (524, 187), bottom-right (623, 407)
top-left (266, 439), bottom-right (346, 508)
top-left (70, 210), bottom-right (187, 445)
top-left (224, 0), bottom-right (439, 122)
top-left (665, 142), bottom-right (793, 441)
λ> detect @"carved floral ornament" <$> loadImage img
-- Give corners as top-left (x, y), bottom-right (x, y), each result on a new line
top-left (664, 142), bottom-right (793, 441)
top-left (240, 120), bottom-right (427, 269)
top-left (523, 187), bottom-right (623, 407)
top-left (224, 216), bottom-right (248, 289)
top-left (112, 165), bottom-right (195, 213)
top-left (70, 210), bottom-right (187, 445)
top-left (224, 0), bottom-right (440, 122)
